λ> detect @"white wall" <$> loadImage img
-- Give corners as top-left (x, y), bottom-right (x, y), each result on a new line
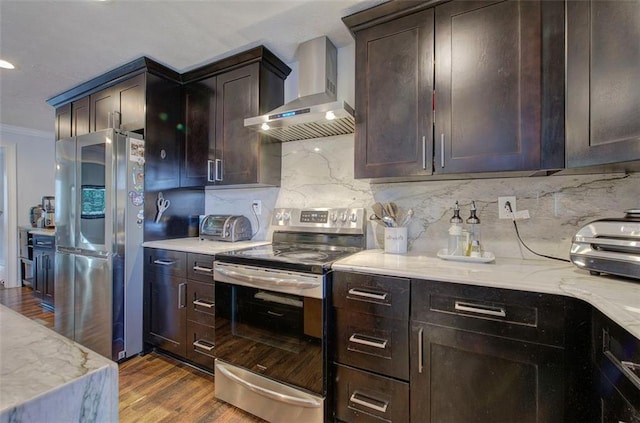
top-left (0, 124), bottom-right (55, 227)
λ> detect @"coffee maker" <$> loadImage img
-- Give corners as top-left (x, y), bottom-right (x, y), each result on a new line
top-left (42, 196), bottom-right (55, 228)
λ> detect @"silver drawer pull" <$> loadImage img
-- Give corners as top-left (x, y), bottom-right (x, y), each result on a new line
top-left (454, 301), bottom-right (506, 317)
top-left (267, 310), bottom-right (285, 318)
top-left (193, 265), bottom-right (213, 273)
top-left (348, 288), bottom-right (388, 301)
top-left (349, 334), bottom-right (388, 349)
top-left (349, 392), bottom-right (388, 413)
top-left (193, 340), bottom-right (214, 351)
top-left (153, 259), bottom-right (176, 266)
top-left (193, 299), bottom-right (214, 308)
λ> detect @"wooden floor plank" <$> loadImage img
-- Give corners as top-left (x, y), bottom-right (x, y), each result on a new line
top-left (1, 286), bottom-right (266, 423)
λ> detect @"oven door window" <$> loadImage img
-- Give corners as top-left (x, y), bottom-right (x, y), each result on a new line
top-left (216, 282), bottom-right (324, 395)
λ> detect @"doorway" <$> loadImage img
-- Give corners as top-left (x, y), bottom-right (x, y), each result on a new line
top-left (0, 144), bottom-right (18, 287)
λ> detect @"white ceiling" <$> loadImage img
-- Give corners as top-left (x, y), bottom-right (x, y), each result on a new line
top-left (0, 0), bottom-right (385, 134)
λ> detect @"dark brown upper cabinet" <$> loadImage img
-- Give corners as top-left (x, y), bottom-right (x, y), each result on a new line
top-left (48, 58), bottom-right (183, 191)
top-left (181, 47), bottom-right (290, 188)
top-left (436, 0), bottom-right (550, 174)
top-left (353, 9), bottom-right (434, 179)
top-left (566, 0), bottom-right (640, 169)
top-left (344, 0), bottom-right (565, 181)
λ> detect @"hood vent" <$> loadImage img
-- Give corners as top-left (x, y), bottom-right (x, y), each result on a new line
top-left (244, 36), bottom-right (355, 142)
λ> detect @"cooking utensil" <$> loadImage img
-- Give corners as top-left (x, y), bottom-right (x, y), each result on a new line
top-left (155, 192), bottom-right (170, 223)
top-left (387, 202), bottom-right (399, 220)
top-left (382, 216), bottom-right (396, 227)
top-left (400, 208), bottom-right (414, 226)
top-left (372, 202), bottom-right (386, 220)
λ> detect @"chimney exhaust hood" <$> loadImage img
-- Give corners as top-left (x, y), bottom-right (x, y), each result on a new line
top-left (244, 36), bottom-right (355, 142)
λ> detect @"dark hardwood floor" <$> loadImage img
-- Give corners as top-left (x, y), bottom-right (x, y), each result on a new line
top-left (0, 286), bottom-right (265, 423)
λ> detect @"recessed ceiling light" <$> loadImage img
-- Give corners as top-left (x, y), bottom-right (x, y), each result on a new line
top-left (0, 60), bottom-right (15, 70)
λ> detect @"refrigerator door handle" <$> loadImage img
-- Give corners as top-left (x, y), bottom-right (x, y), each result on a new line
top-left (57, 246), bottom-right (80, 254)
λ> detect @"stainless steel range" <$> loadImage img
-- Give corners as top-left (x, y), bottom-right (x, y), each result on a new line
top-left (213, 207), bottom-right (366, 423)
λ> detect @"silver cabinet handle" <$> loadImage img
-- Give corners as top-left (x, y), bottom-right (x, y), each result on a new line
top-left (620, 360), bottom-right (640, 388)
top-left (178, 283), bottom-right (186, 309)
top-left (440, 133), bottom-right (445, 168)
top-left (349, 392), bottom-right (389, 413)
top-left (193, 340), bottom-right (214, 351)
top-left (454, 301), bottom-right (506, 318)
top-left (267, 310), bottom-right (285, 318)
top-left (215, 362), bottom-right (322, 408)
top-left (418, 327), bottom-right (424, 374)
top-left (349, 334), bottom-right (388, 349)
top-left (153, 259), bottom-right (175, 266)
top-left (207, 160), bottom-right (216, 182)
top-left (422, 135), bottom-right (427, 169)
top-left (347, 288), bottom-right (388, 301)
top-left (193, 265), bottom-right (213, 273)
top-left (215, 158), bottom-right (223, 181)
top-left (193, 299), bottom-right (214, 308)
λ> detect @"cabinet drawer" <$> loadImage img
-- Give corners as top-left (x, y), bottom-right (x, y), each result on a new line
top-left (334, 363), bottom-right (409, 423)
top-left (144, 248), bottom-right (187, 277)
top-left (336, 310), bottom-right (409, 381)
top-left (186, 320), bottom-right (215, 370)
top-left (412, 280), bottom-right (567, 347)
top-left (187, 280), bottom-right (215, 325)
top-left (333, 272), bottom-right (410, 319)
top-left (187, 253), bottom-right (214, 283)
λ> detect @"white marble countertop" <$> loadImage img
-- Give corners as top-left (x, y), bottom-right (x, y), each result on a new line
top-left (333, 249), bottom-right (640, 340)
top-left (142, 237), bottom-right (269, 254)
top-left (0, 305), bottom-right (118, 422)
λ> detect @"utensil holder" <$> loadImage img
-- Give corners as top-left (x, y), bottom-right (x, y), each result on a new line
top-left (385, 227), bottom-right (407, 254)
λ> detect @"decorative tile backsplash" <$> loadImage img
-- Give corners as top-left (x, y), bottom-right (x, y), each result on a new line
top-left (206, 135), bottom-right (638, 260)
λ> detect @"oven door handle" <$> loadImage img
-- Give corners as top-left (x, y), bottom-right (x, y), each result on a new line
top-left (215, 267), bottom-right (321, 289)
top-left (216, 362), bottom-right (322, 408)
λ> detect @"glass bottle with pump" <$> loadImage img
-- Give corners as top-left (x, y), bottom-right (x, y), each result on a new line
top-left (466, 201), bottom-right (481, 256)
top-left (448, 201), bottom-right (464, 256)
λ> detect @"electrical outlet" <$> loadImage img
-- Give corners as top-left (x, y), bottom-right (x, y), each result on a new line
top-left (252, 200), bottom-right (262, 216)
top-left (498, 196), bottom-right (516, 219)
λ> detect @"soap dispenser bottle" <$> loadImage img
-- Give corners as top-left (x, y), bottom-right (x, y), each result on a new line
top-left (448, 201), bottom-right (464, 256)
top-left (466, 200), bottom-right (481, 256)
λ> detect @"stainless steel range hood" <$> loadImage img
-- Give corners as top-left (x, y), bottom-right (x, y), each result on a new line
top-left (244, 36), bottom-right (355, 142)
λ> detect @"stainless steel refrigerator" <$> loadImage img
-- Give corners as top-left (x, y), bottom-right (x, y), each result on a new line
top-left (55, 128), bottom-right (146, 361)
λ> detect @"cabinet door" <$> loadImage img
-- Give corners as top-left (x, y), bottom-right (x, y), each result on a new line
top-left (354, 9), bottom-right (434, 179)
top-left (411, 323), bottom-right (565, 423)
top-left (113, 73), bottom-right (146, 131)
top-left (55, 104), bottom-right (72, 141)
top-left (435, 0), bottom-right (542, 173)
top-left (144, 271), bottom-right (187, 358)
top-left (182, 78), bottom-right (216, 187)
top-left (89, 85), bottom-right (114, 132)
top-left (215, 63), bottom-right (260, 185)
top-left (72, 96), bottom-right (90, 137)
top-left (566, 0), bottom-right (640, 168)
top-left (42, 251), bottom-right (55, 307)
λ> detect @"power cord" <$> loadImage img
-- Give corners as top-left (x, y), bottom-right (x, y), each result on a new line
top-left (250, 203), bottom-right (261, 240)
top-left (505, 201), bottom-right (570, 263)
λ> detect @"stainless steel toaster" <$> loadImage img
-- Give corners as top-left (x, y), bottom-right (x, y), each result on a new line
top-left (199, 215), bottom-right (252, 242)
top-left (570, 209), bottom-right (640, 280)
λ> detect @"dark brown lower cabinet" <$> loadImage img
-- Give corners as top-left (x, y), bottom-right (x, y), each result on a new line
top-left (185, 276), bottom-right (215, 371)
top-left (334, 363), bottom-right (409, 423)
top-left (410, 323), bottom-right (564, 422)
top-left (144, 271), bottom-right (187, 358)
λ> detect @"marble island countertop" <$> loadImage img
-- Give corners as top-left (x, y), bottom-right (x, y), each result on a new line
top-left (142, 237), bottom-right (269, 254)
top-left (0, 305), bottom-right (118, 422)
top-left (333, 249), bottom-right (640, 340)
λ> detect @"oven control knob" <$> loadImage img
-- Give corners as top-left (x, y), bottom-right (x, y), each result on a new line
top-left (350, 213), bottom-right (358, 223)
top-left (340, 212), bottom-right (348, 222)
top-left (275, 212), bottom-right (283, 221)
top-left (283, 212), bottom-right (291, 221)
top-left (330, 212), bottom-right (338, 222)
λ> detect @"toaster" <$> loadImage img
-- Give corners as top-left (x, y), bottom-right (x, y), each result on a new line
top-left (570, 209), bottom-right (640, 281)
top-left (199, 215), bottom-right (252, 242)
